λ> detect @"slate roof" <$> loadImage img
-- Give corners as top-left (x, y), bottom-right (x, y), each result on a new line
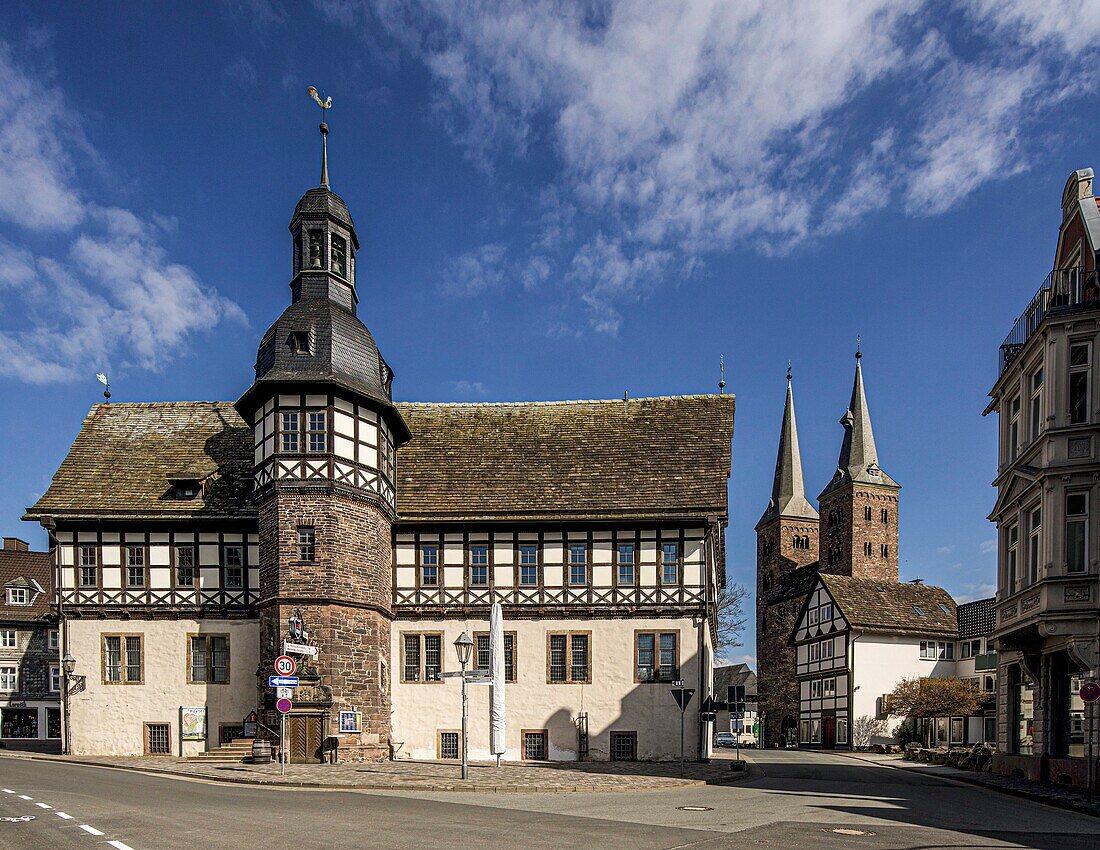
top-left (957, 597), bottom-right (996, 640)
top-left (291, 186), bottom-right (356, 238)
top-left (26, 395), bottom-right (734, 524)
top-left (25, 402), bottom-right (255, 522)
top-left (820, 575), bottom-right (957, 637)
top-left (0, 547), bottom-right (53, 622)
top-left (394, 395), bottom-right (734, 521)
top-left (714, 663), bottom-right (757, 700)
top-left (757, 377), bottom-right (818, 529)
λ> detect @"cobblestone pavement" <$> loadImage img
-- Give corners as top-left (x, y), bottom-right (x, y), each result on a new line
top-left (0, 751), bottom-right (750, 793)
top-left (837, 750), bottom-right (1100, 818)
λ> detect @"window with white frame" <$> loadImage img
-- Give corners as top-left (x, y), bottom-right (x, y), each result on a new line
top-left (810, 679), bottom-right (822, 699)
top-left (1070, 343), bottom-right (1091, 425)
top-left (0, 630), bottom-right (14, 648)
top-left (1066, 492), bottom-right (1088, 573)
top-left (920, 640), bottom-right (953, 660)
top-left (569, 544), bottom-right (587, 585)
top-left (48, 630), bottom-right (58, 651)
top-left (820, 603), bottom-right (833, 621)
top-left (519, 545), bottom-right (538, 586)
top-left (5, 587), bottom-right (28, 605)
top-left (617, 543), bottom-right (635, 585)
top-left (49, 664), bottom-right (60, 693)
top-left (0, 665), bottom-right (15, 691)
top-left (823, 677), bottom-right (836, 698)
top-left (809, 642), bottom-right (820, 662)
top-left (808, 608), bottom-right (819, 626)
top-left (420, 544), bottom-right (438, 586)
top-left (307, 411), bottom-right (327, 453)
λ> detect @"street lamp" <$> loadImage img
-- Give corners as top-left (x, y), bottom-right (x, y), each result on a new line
top-left (454, 632), bottom-right (474, 780)
top-left (61, 653), bottom-right (75, 755)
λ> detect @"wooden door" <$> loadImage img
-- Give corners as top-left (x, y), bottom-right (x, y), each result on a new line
top-left (822, 717), bottom-right (836, 750)
top-left (288, 716), bottom-right (323, 764)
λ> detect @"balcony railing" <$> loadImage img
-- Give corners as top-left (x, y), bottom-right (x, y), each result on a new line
top-left (974, 651), bottom-right (998, 672)
top-left (1000, 266), bottom-right (1100, 376)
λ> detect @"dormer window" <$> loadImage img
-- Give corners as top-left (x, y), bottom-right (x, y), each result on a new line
top-left (307, 231), bottom-right (324, 269)
top-left (289, 331), bottom-right (310, 355)
top-left (167, 469), bottom-right (213, 500)
top-left (6, 587), bottom-right (28, 606)
top-left (331, 234), bottom-right (347, 279)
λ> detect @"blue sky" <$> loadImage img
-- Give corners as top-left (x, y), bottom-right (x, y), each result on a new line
top-left (1, 1), bottom-right (1098, 665)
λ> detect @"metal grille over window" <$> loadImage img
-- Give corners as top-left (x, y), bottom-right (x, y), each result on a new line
top-left (403, 634), bottom-right (421, 681)
top-left (549, 634), bottom-right (567, 683)
top-left (523, 731), bottom-right (547, 760)
top-left (439, 731), bottom-right (459, 760)
top-left (147, 723), bottom-right (170, 755)
top-left (570, 634), bottom-right (589, 682)
top-left (424, 635), bottom-right (442, 680)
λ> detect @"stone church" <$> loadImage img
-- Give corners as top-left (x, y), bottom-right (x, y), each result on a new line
top-left (23, 120), bottom-right (734, 763)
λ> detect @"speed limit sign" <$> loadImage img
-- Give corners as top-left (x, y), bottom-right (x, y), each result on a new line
top-left (274, 655), bottom-right (296, 677)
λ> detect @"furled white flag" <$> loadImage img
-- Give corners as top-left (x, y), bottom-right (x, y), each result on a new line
top-left (489, 598), bottom-right (506, 761)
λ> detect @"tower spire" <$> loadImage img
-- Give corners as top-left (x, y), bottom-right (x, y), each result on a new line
top-left (757, 364), bottom-right (818, 529)
top-left (819, 349), bottom-right (897, 499)
top-left (308, 86), bottom-right (333, 188)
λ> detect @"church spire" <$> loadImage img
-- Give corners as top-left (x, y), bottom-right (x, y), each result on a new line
top-left (757, 365), bottom-right (818, 529)
top-left (819, 349), bottom-right (898, 499)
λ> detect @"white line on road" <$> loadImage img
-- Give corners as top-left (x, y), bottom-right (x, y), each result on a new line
top-left (17, 794), bottom-right (31, 800)
top-left (35, 801), bottom-right (51, 808)
top-left (78, 824), bottom-right (104, 835)
top-left (1, 789), bottom-right (11, 793)
top-left (55, 811), bottom-right (74, 820)
top-left (107, 841), bottom-right (136, 850)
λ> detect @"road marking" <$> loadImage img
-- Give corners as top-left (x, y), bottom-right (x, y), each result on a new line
top-left (78, 824), bottom-right (104, 836)
top-left (1, 789), bottom-right (12, 794)
top-left (17, 795), bottom-right (31, 800)
top-left (55, 811), bottom-right (74, 820)
top-left (107, 841), bottom-right (136, 850)
top-left (35, 802), bottom-right (51, 809)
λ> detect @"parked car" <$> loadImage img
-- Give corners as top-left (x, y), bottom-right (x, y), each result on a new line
top-left (715, 732), bottom-right (737, 748)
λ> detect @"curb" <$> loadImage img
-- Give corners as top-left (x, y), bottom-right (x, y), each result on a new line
top-left (0, 751), bottom-right (749, 795)
top-left (830, 750), bottom-right (1100, 820)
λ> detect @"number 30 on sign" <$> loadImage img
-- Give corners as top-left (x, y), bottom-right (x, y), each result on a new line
top-left (274, 655), bottom-right (296, 677)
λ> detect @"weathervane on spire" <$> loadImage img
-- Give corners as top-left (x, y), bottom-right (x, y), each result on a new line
top-left (718, 355), bottom-right (726, 394)
top-left (856, 334), bottom-right (862, 361)
top-left (307, 86), bottom-right (333, 187)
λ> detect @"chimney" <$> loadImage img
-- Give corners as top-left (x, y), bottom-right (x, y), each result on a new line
top-left (3, 538), bottom-right (29, 552)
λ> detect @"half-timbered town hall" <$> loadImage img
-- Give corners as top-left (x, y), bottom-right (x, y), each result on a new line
top-left (23, 122), bottom-right (733, 763)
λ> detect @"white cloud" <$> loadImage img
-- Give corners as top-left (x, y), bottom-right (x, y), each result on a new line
top-left (224, 56), bottom-right (258, 87)
top-left (442, 243), bottom-right (508, 296)
top-left (954, 583), bottom-right (997, 604)
top-left (936, 545), bottom-right (956, 556)
top-left (448, 380), bottom-right (488, 398)
top-left (979, 539), bottom-right (997, 555)
top-left (0, 41), bottom-right (244, 384)
top-left (309, 0), bottom-right (1100, 330)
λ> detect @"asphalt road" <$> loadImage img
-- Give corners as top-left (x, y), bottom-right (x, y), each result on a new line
top-left (0, 749), bottom-right (1097, 849)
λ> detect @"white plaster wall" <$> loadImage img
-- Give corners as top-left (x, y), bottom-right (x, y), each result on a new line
top-left (851, 633), bottom-right (956, 731)
top-left (67, 618), bottom-right (259, 756)
top-left (391, 617), bottom-right (704, 762)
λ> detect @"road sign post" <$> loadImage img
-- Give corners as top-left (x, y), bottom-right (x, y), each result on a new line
top-left (671, 686), bottom-right (695, 777)
top-left (275, 696), bottom-right (293, 776)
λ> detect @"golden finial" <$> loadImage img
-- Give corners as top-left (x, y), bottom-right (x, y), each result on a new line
top-left (307, 86), bottom-right (333, 187)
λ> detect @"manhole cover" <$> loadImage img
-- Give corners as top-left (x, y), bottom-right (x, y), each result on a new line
top-left (0, 816), bottom-right (35, 823)
top-left (827, 828), bottom-right (875, 836)
top-left (676, 806), bottom-right (714, 812)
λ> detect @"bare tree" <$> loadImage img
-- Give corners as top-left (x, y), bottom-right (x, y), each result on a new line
top-left (852, 715), bottom-right (888, 748)
top-left (716, 582), bottom-right (749, 652)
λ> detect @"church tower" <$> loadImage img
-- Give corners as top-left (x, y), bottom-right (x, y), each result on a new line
top-left (817, 351), bottom-right (899, 583)
top-left (755, 368), bottom-right (819, 748)
top-left (236, 102), bottom-right (410, 761)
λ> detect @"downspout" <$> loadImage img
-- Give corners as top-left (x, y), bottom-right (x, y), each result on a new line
top-left (849, 629), bottom-right (861, 751)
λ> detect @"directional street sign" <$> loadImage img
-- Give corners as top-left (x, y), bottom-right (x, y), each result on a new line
top-left (283, 641), bottom-right (318, 658)
top-left (276, 687), bottom-right (292, 700)
top-left (1081, 681), bottom-right (1100, 703)
top-left (274, 655), bottom-right (296, 677)
top-left (268, 675), bottom-right (299, 688)
top-left (671, 687), bottom-right (695, 711)
top-left (440, 670), bottom-right (492, 682)
top-left (276, 697), bottom-right (292, 714)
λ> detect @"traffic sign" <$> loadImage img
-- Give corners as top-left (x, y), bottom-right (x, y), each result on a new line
top-left (671, 687), bottom-right (695, 711)
top-left (276, 687), bottom-right (292, 700)
top-left (1081, 681), bottom-right (1100, 703)
top-left (274, 655), bottom-right (296, 677)
top-left (268, 675), bottom-right (299, 688)
top-left (283, 641), bottom-right (318, 658)
top-left (276, 697), bottom-right (292, 714)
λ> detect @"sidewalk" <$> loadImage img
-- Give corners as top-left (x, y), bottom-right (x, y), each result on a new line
top-left (836, 750), bottom-right (1100, 819)
top-left (0, 750), bottom-right (752, 794)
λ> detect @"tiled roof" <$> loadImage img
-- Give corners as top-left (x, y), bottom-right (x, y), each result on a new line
top-left (26, 395), bottom-right (735, 524)
top-left (0, 548), bottom-right (53, 622)
top-left (957, 597), bottom-right (996, 639)
top-left (394, 395), bottom-right (734, 521)
top-left (821, 575), bottom-right (957, 637)
top-left (714, 663), bottom-right (757, 698)
top-left (25, 402), bottom-right (255, 521)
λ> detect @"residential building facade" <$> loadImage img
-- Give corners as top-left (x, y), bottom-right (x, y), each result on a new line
top-left (713, 662), bottom-right (757, 742)
top-left (0, 537), bottom-right (59, 751)
top-left (987, 167), bottom-right (1100, 787)
top-left (23, 124), bottom-right (733, 763)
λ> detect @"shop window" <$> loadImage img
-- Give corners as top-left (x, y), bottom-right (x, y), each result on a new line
top-left (1, 708), bottom-right (38, 739)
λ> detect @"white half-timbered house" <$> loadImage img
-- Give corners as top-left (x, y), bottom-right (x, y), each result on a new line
top-left (23, 121), bottom-right (734, 763)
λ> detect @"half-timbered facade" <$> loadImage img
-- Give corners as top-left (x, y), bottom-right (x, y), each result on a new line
top-left (24, 125), bottom-right (732, 763)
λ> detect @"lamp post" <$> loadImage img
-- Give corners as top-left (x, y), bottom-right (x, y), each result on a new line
top-left (61, 653), bottom-right (75, 756)
top-left (454, 631), bottom-right (474, 780)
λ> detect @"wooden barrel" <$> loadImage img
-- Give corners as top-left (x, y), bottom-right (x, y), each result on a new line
top-left (251, 739), bottom-right (272, 763)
